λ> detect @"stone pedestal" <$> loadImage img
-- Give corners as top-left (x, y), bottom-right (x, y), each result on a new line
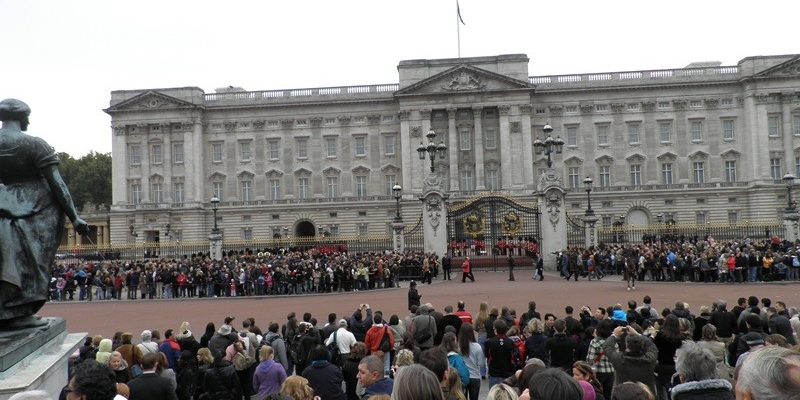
top-left (537, 168), bottom-right (567, 270)
top-left (584, 214), bottom-right (599, 249)
top-left (420, 173), bottom-right (449, 257)
top-left (783, 209), bottom-right (799, 243)
top-left (392, 221), bottom-right (405, 252)
top-left (209, 231), bottom-right (223, 260)
top-left (0, 319), bottom-right (85, 399)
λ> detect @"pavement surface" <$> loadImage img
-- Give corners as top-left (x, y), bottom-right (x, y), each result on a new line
top-left (41, 271), bottom-right (799, 339)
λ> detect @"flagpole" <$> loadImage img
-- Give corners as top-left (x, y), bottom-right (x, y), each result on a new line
top-left (456, 0), bottom-right (461, 58)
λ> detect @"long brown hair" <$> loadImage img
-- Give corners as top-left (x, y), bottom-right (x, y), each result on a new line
top-left (458, 323), bottom-right (476, 357)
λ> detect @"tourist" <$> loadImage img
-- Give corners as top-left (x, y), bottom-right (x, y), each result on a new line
top-left (602, 326), bottom-right (658, 396)
top-left (391, 364), bottom-right (443, 400)
top-left (571, 361), bottom-right (605, 400)
top-left (735, 346), bottom-right (800, 400)
top-left (342, 342), bottom-right (368, 400)
top-left (485, 319), bottom-right (516, 387)
top-left (63, 361), bottom-right (119, 400)
top-left (175, 350), bottom-right (198, 400)
top-left (458, 323), bottom-right (484, 400)
top-left (653, 314), bottom-right (684, 398)
top-left (252, 345), bottom-right (287, 400)
top-left (127, 353), bottom-right (177, 400)
top-left (280, 376), bottom-right (315, 400)
top-left (526, 368), bottom-right (584, 400)
top-left (261, 322), bottom-right (290, 374)
top-left (302, 345), bottom-right (346, 400)
top-left (670, 341), bottom-right (733, 400)
top-left (357, 355), bottom-right (394, 399)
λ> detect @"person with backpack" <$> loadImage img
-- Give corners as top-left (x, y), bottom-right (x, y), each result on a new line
top-left (261, 322), bottom-right (290, 374)
top-left (484, 319), bottom-right (515, 388)
top-left (294, 322), bottom-right (321, 375)
top-left (546, 319), bottom-right (577, 372)
top-left (365, 311), bottom-right (395, 377)
top-left (325, 319), bottom-right (356, 367)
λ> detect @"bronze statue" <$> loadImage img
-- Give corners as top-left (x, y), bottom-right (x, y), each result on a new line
top-left (0, 98), bottom-right (88, 330)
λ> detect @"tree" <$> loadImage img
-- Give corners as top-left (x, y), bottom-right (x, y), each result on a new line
top-left (57, 151), bottom-right (112, 211)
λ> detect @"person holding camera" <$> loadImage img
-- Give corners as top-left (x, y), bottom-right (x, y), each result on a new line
top-left (602, 325), bottom-right (658, 396)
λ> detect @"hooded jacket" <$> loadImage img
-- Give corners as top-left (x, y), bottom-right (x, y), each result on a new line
top-left (670, 379), bottom-right (734, 400)
top-left (602, 335), bottom-right (658, 395)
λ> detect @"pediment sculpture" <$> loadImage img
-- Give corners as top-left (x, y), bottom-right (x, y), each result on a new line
top-left (442, 71), bottom-right (486, 91)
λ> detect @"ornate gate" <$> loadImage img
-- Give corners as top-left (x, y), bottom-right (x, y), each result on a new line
top-left (446, 194), bottom-right (540, 270)
top-left (566, 213), bottom-right (587, 247)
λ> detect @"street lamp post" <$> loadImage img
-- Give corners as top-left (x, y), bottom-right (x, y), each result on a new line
top-left (583, 176), bottom-right (594, 217)
top-left (392, 184), bottom-right (405, 252)
top-left (583, 176), bottom-right (598, 249)
top-left (783, 173), bottom-right (799, 243)
top-left (209, 196), bottom-right (222, 260)
top-left (417, 129), bottom-right (448, 173)
top-left (533, 124), bottom-right (565, 168)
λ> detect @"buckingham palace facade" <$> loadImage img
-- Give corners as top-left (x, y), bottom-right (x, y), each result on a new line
top-left (106, 53), bottom-right (800, 244)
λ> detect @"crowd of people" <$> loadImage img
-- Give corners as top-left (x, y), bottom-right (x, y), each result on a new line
top-left (558, 236), bottom-right (800, 285)
top-left (33, 291), bottom-right (800, 400)
top-left (46, 249), bottom-right (439, 302)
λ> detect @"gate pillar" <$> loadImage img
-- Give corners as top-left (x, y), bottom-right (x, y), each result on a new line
top-left (420, 173), bottom-right (449, 257)
top-left (537, 168), bottom-right (567, 270)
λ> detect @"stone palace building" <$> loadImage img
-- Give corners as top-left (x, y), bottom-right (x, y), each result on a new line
top-left (105, 53), bottom-right (800, 244)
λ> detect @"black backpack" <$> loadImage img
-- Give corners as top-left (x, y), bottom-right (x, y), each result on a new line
top-left (378, 327), bottom-right (392, 353)
top-left (327, 331), bottom-right (341, 365)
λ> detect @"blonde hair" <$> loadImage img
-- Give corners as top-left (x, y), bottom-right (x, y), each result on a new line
top-left (196, 348), bottom-right (214, 365)
top-left (487, 383), bottom-right (519, 400)
top-left (394, 349), bottom-right (414, 368)
top-left (444, 367), bottom-right (466, 400)
top-left (259, 345), bottom-right (274, 362)
top-left (281, 376), bottom-right (315, 400)
top-left (527, 318), bottom-right (543, 335)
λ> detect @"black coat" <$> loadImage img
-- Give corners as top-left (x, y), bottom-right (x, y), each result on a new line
top-left (546, 333), bottom-right (576, 370)
top-left (199, 362), bottom-right (241, 400)
top-left (768, 315), bottom-right (796, 345)
top-left (302, 361), bottom-right (347, 400)
top-left (709, 310), bottom-right (737, 338)
top-left (670, 379), bottom-right (734, 400)
top-left (128, 373), bottom-right (178, 400)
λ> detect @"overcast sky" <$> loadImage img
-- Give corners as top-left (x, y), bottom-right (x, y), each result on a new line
top-left (2, 0), bottom-right (798, 157)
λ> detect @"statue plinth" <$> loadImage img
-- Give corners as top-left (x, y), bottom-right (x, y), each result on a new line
top-left (419, 173), bottom-right (449, 256)
top-left (537, 168), bottom-right (567, 270)
top-left (0, 318), bottom-right (66, 372)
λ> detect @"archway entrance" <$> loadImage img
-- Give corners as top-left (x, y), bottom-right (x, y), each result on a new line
top-left (295, 221), bottom-right (316, 237)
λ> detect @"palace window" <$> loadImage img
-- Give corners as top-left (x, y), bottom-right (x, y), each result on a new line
top-left (268, 139), bottom-right (280, 160)
top-left (150, 182), bottom-right (163, 203)
top-left (484, 127), bottom-right (497, 149)
top-left (460, 169), bottom-right (474, 191)
top-left (630, 164), bottom-right (642, 186)
top-left (354, 136), bottom-right (366, 157)
top-left (725, 160), bottom-right (737, 183)
top-left (384, 134), bottom-right (396, 155)
top-left (566, 126), bottom-right (578, 147)
top-left (241, 180), bottom-right (253, 202)
top-left (355, 175), bottom-right (368, 198)
top-left (212, 181), bottom-right (224, 200)
top-left (129, 144), bottom-right (142, 166)
top-left (240, 141), bottom-right (252, 161)
top-left (173, 182), bottom-right (184, 203)
top-left (297, 177), bottom-right (309, 199)
top-left (172, 143), bottom-right (184, 164)
top-left (794, 115), bottom-right (800, 136)
top-left (326, 177), bottom-right (338, 198)
top-left (599, 166), bottom-right (611, 187)
top-left (768, 115), bottom-right (781, 137)
top-left (659, 122), bottom-right (672, 143)
top-left (151, 144), bottom-right (162, 164)
top-left (296, 138), bottom-right (308, 159)
top-left (459, 128), bottom-right (472, 151)
top-left (770, 158), bottom-right (782, 180)
top-left (627, 123), bottom-right (640, 144)
top-left (211, 143), bottom-right (223, 162)
top-left (690, 120), bottom-right (704, 142)
top-left (326, 137), bottom-right (337, 158)
top-left (693, 161), bottom-right (705, 183)
top-left (661, 163), bottom-right (673, 185)
top-left (596, 124), bottom-right (609, 146)
top-left (485, 168), bottom-right (498, 191)
top-left (722, 119), bottom-right (735, 140)
top-left (130, 183), bottom-right (142, 204)
top-left (568, 167), bottom-right (580, 189)
top-left (269, 178), bottom-right (280, 200)
top-left (385, 174), bottom-right (397, 196)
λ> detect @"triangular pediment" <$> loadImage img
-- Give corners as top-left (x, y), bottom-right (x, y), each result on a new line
top-left (754, 56), bottom-right (800, 77)
top-left (105, 91), bottom-right (200, 113)
top-left (395, 65), bottom-right (533, 96)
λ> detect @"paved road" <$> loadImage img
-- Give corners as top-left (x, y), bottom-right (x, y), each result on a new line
top-left (41, 271), bottom-right (798, 340)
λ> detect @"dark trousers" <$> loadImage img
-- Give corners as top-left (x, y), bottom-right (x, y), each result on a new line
top-left (466, 378), bottom-right (480, 400)
top-left (443, 267), bottom-right (451, 280)
top-left (462, 272), bottom-right (475, 282)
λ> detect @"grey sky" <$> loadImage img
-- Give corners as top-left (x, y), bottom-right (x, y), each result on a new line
top-left (2, 0), bottom-right (798, 157)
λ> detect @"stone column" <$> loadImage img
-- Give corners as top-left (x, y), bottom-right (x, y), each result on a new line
top-left (782, 94), bottom-right (794, 168)
top-left (447, 108), bottom-right (459, 191)
top-left (186, 120), bottom-right (205, 202)
top-left (584, 215), bottom-right (599, 249)
top-left (111, 125), bottom-right (127, 205)
top-left (209, 230), bottom-right (223, 261)
top-left (783, 204), bottom-right (799, 243)
top-left (537, 168), bottom-right (567, 270)
top-left (392, 221), bottom-right (405, 252)
top-left (420, 174), bottom-right (449, 257)
top-left (520, 105), bottom-right (534, 189)
top-left (499, 105), bottom-right (512, 189)
top-left (744, 95), bottom-right (766, 181)
top-left (399, 110), bottom-right (413, 194)
top-left (473, 106), bottom-right (485, 191)
top-left (161, 123), bottom-right (173, 203)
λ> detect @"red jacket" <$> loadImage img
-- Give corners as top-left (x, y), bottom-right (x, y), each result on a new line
top-left (462, 259), bottom-right (471, 273)
top-left (364, 325), bottom-right (394, 354)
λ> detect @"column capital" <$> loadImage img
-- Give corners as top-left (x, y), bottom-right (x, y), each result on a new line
top-left (472, 105), bottom-right (484, 113)
top-left (398, 110), bottom-right (411, 120)
top-left (446, 107), bottom-right (458, 114)
top-left (519, 104), bottom-right (532, 115)
top-left (498, 105), bottom-right (511, 115)
top-left (420, 109), bottom-right (432, 119)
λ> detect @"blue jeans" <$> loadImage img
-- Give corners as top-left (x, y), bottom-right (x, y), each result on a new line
top-left (488, 376), bottom-right (505, 389)
top-left (748, 267), bottom-right (758, 282)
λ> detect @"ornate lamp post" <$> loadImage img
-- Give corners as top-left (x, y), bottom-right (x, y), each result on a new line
top-left (583, 176), bottom-right (598, 248)
top-left (783, 173), bottom-right (799, 242)
top-left (209, 196), bottom-right (222, 260)
top-left (392, 184), bottom-right (405, 252)
top-left (417, 129), bottom-right (448, 173)
top-left (583, 176), bottom-right (594, 217)
top-left (533, 124), bottom-right (565, 168)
